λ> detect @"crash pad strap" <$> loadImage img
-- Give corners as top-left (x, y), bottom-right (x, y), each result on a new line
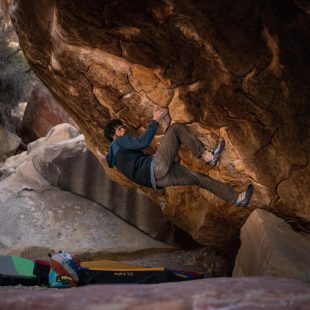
top-left (81, 260), bottom-right (165, 271)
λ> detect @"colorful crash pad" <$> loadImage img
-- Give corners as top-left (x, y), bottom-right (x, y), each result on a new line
top-left (0, 255), bottom-right (37, 286)
top-left (79, 259), bottom-right (203, 284)
top-left (0, 255), bottom-right (204, 286)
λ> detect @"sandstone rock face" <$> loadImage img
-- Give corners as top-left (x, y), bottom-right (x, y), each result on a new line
top-left (1, 277), bottom-right (310, 309)
top-left (233, 209), bottom-right (310, 282)
top-left (20, 84), bottom-right (78, 143)
top-left (10, 0), bottom-right (310, 250)
top-left (0, 123), bottom-right (174, 256)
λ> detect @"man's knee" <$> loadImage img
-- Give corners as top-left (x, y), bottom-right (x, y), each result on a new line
top-left (154, 162), bottom-right (169, 180)
top-left (169, 122), bottom-right (186, 132)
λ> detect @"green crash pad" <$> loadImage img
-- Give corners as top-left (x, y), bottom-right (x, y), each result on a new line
top-left (0, 255), bottom-right (37, 286)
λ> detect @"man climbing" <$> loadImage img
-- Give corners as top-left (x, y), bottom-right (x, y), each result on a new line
top-left (97, 108), bottom-right (253, 208)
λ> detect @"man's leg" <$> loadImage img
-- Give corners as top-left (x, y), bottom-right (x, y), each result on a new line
top-left (155, 162), bottom-right (238, 203)
top-left (154, 122), bottom-right (207, 179)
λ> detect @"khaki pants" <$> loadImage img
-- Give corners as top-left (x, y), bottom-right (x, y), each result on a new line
top-left (154, 123), bottom-right (238, 203)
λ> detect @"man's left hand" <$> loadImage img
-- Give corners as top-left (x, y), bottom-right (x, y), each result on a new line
top-left (96, 146), bottom-right (105, 161)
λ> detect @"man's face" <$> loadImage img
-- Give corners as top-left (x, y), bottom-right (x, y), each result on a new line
top-left (113, 125), bottom-right (126, 139)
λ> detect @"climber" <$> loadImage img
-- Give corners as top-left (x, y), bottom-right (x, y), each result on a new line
top-left (97, 108), bottom-right (253, 208)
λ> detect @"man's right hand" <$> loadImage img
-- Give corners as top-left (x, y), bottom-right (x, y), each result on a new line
top-left (153, 107), bottom-right (168, 122)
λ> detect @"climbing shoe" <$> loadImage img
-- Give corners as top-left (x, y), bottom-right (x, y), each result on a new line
top-left (235, 184), bottom-right (254, 208)
top-left (208, 140), bottom-right (225, 166)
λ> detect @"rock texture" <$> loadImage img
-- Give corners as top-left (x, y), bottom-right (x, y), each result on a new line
top-left (1, 277), bottom-right (310, 310)
top-left (233, 209), bottom-right (310, 282)
top-left (20, 84), bottom-right (78, 143)
top-left (10, 0), bottom-right (310, 249)
top-left (0, 181), bottom-right (171, 256)
top-left (0, 123), bottom-right (174, 256)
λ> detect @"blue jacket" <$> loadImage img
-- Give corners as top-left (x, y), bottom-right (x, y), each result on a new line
top-left (106, 120), bottom-right (159, 188)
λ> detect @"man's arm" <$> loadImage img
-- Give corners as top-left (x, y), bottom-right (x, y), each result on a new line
top-left (117, 108), bottom-right (168, 151)
top-left (117, 120), bottom-right (159, 150)
top-left (96, 147), bottom-right (106, 161)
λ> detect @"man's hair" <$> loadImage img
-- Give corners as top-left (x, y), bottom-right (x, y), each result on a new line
top-left (104, 119), bottom-right (123, 142)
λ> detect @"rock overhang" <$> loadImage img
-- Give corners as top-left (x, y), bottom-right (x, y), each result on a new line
top-left (10, 0), bottom-right (310, 251)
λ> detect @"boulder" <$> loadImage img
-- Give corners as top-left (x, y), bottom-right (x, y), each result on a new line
top-left (0, 175), bottom-right (172, 256)
top-left (10, 0), bottom-right (310, 250)
top-left (233, 209), bottom-right (310, 282)
top-left (0, 123), bottom-right (79, 178)
top-left (0, 127), bottom-right (174, 257)
top-left (20, 84), bottom-right (78, 143)
top-left (0, 277), bottom-right (310, 309)
top-left (0, 123), bottom-right (176, 246)
top-left (32, 138), bottom-right (175, 242)
top-left (0, 126), bottom-right (21, 159)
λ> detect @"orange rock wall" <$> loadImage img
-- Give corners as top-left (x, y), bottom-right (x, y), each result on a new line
top-left (11, 0), bottom-right (310, 251)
